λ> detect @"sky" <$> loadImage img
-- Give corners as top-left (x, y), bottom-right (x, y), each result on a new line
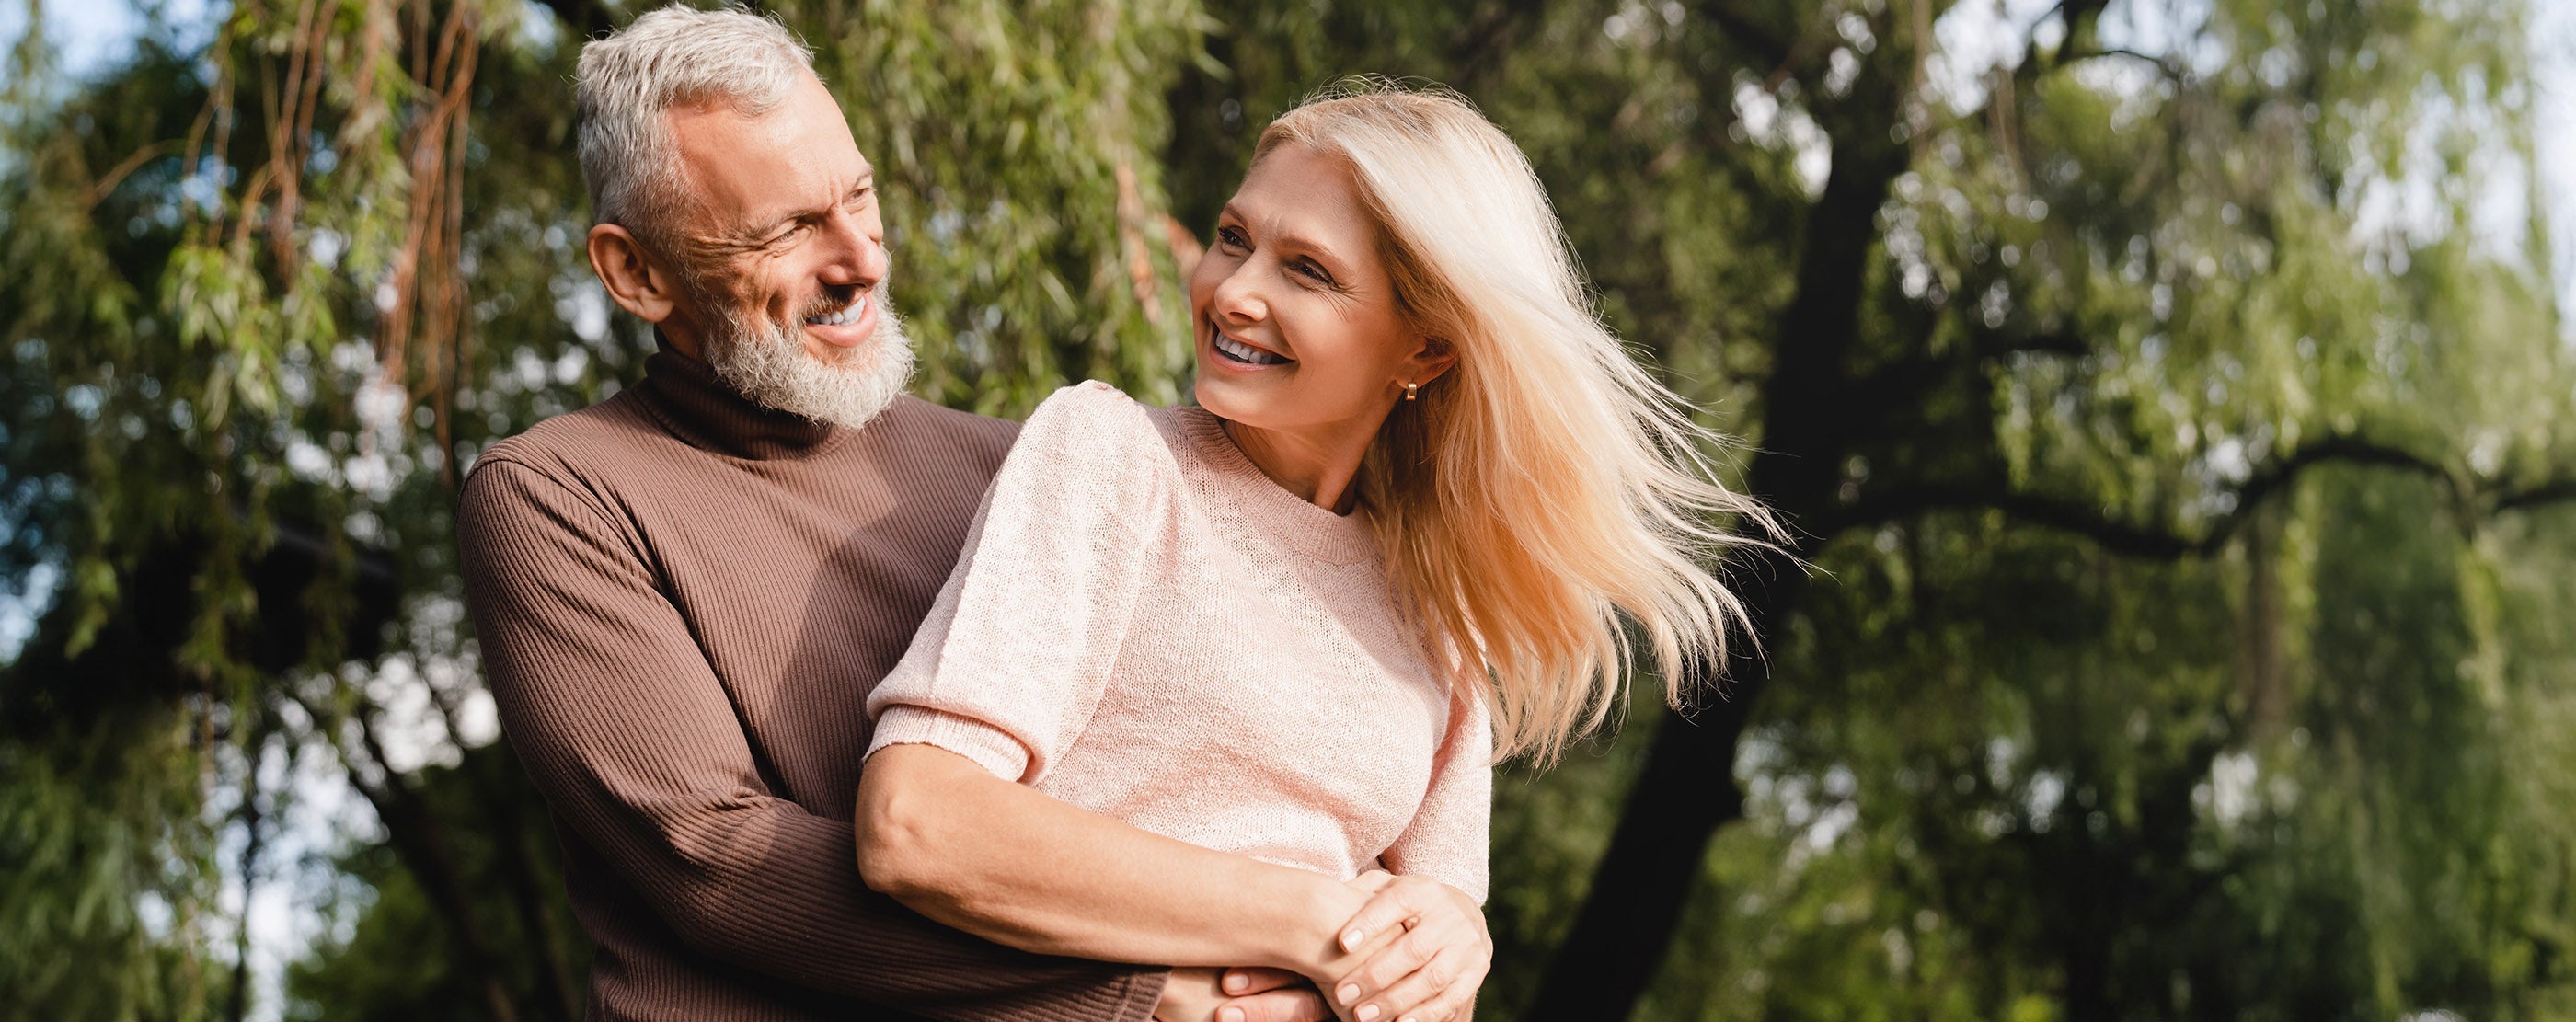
top-left (2538, 0), bottom-right (2576, 319)
top-left (1, 0), bottom-right (2572, 1017)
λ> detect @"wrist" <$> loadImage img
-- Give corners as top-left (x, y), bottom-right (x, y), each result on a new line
top-left (1279, 873), bottom-right (1367, 977)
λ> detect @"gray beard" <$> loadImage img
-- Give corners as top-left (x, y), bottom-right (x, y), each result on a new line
top-left (703, 285), bottom-right (916, 431)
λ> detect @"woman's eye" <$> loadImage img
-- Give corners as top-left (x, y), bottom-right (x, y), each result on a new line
top-left (1216, 226), bottom-right (1248, 248)
top-left (1294, 260), bottom-right (1332, 284)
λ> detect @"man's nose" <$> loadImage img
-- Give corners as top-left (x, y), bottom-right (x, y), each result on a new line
top-left (816, 213), bottom-right (888, 288)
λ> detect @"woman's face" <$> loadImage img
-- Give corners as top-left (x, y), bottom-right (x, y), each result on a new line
top-left (1190, 143), bottom-right (1445, 436)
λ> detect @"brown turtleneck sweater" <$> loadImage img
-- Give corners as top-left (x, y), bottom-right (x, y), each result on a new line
top-left (456, 344), bottom-right (1167, 1021)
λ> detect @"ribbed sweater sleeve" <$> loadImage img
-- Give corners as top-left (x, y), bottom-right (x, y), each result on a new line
top-left (457, 457), bottom-right (1166, 1021)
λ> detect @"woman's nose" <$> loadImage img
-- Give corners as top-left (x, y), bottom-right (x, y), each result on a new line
top-left (1210, 264), bottom-right (1268, 323)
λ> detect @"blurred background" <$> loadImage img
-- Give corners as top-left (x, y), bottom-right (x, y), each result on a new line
top-left (5, 0), bottom-right (2575, 1018)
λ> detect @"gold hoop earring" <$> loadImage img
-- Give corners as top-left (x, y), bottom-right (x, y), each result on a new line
top-left (1403, 381), bottom-right (1420, 401)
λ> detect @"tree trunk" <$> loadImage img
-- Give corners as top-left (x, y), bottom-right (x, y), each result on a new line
top-left (336, 710), bottom-right (527, 1022)
top-left (1522, 555), bottom-right (1802, 1017)
top-left (227, 763), bottom-right (267, 1022)
top-left (1524, 101), bottom-right (1910, 1017)
top-left (362, 773), bottom-right (525, 1022)
top-left (484, 757), bottom-right (582, 1021)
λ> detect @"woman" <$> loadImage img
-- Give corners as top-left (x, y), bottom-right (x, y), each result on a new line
top-left (855, 82), bottom-right (1776, 1021)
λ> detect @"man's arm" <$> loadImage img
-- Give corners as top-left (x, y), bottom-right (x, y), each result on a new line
top-left (456, 458), bottom-right (1165, 1019)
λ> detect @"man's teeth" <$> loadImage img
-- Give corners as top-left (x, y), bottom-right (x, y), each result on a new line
top-left (1213, 332), bottom-right (1289, 365)
top-left (805, 294), bottom-right (868, 327)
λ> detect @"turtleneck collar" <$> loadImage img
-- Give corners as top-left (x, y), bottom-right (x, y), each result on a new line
top-left (632, 336), bottom-right (848, 461)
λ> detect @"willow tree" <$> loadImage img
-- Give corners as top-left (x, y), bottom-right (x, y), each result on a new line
top-left (1152, 0), bottom-right (2576, 1017)
top-left (0, 0), bottom-right (1206, 1017)
top-left (1520, 0), bottom-right (2576, 1014)
top-left (9, 0), bottom-right (2576, 1018)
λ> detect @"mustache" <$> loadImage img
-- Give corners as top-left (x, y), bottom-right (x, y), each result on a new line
top-left (799, 282), bottom-right (875, 321)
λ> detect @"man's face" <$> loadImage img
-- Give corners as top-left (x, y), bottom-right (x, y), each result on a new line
top-left (667, 73), bottom-right (886, 357)
top-left (657, 74), bottom-right (914, 427)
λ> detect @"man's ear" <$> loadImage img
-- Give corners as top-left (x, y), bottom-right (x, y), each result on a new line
top-left (587, 224), bottom-right (684, 325)
top-left (1406, 334), bottom-right (1460, 385)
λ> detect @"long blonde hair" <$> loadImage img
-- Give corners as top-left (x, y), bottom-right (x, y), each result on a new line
top-left (1258, 80), bottom-right (1783, 764)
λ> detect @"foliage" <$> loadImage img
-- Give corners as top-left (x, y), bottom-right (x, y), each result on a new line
top-left (283, 742), bottom-right (585, 1022)
top-left (3, 0), bottom-right (2572, 1019)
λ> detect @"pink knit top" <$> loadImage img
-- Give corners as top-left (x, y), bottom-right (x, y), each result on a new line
top-left (865, 382), bottom-right (1491, 901)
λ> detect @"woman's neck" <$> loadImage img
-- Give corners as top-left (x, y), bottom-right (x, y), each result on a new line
top-left (1220, 417), bottom-right (1382, 514)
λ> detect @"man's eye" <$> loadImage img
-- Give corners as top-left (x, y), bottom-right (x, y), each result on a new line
top-left (1216, 226), bottom-right (1248, 248)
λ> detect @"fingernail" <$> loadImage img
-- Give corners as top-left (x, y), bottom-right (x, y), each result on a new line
top-left (1220, 1009), bottom-right (1244, 1022)
top-left (1341, 927), bottom-right (1364, 951)
top-left (1357, 1006), bottom-right (1381, 1022)
top-left (1224, 972), bottom-right (1248, 993)
top-left (1336, 983), bottom-right (1360, 1005)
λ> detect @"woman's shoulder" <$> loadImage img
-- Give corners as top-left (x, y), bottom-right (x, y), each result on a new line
top-left (1020, 381), bottom-right (1168, 453)
top-left (1027, 379), bottom-right (1145, 426)
top-left (1002, 381), bottom-right (1183, 500)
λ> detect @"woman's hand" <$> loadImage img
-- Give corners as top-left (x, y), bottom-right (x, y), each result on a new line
top-left (1319, 872), bottom-right (1489, 1022)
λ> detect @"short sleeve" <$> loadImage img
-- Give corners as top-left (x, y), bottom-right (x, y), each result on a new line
top-left (866, 383), bottom-right (1172, 785)
top-left (1378, 683), bottom-right (1494, 903)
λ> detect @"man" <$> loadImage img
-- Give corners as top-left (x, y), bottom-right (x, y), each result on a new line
top-left (457, 7), bottom-right (1333, 1019)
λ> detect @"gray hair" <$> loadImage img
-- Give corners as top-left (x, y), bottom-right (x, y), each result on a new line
top-left (576, 5), bottom-right (816, 249)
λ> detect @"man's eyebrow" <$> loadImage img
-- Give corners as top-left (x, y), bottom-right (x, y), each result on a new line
top-left (747, 176), bottom-right (877, 239)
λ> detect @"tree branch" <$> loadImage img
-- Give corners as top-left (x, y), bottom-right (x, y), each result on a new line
top-left (2496, 477), bottom-right (2576, 515)
top-left (1841, 482), bottom-right (2199, 557)
top-left (1988, 330), bottom-right (2093, 360)
top-left (1449, 0), bottom-right (1549, 85)
top-left (1849, 326), bottom-right (2093, 420)
top-left (1696, 0), bottom-right (1792, 69)
top-left (1837, 434), bottom-right (2460, 558)
top-left (286, 688), bottom-right (527, 1022)
top-left (2023, 0), bottom-right (2119, 73)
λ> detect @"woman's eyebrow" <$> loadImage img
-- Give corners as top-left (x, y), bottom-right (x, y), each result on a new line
top-left (1216, 205), bottom-right (1351, 277)
top-left (1274, 232), bottom-right (1349, 276)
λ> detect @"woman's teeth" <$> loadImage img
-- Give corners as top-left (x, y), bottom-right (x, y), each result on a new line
top-left (1213, 331), bottom-right (1289, 366)
top-left (806, 294), bottom-right (868, 327)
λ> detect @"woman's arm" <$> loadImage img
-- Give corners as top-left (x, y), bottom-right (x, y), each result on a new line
top-left (857, 742), bottom-right (1373, 976)
top-left (1317, 686), bottom-right (1497, 1020)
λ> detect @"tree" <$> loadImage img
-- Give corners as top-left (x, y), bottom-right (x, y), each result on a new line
top-left (1147, 0), bottom-right (2576, 1016)
top-left (2, 0), bottom-right (1208, 1016)
top-left (6, 0), bottom-right (2575, 1017)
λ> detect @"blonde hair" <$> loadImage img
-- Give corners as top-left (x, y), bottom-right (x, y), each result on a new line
top-left (1258, 80), bottom-right (1783, 764)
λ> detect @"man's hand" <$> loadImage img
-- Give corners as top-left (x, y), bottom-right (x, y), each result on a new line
top-left (1155, 967), bottom-right (1334, 1022)
top-left (1323, 874), bottom-right (1489, 1022)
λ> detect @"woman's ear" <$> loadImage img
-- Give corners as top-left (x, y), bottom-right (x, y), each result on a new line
top-left (1406, 334), bottom-right (1460, 385)
top-left (587, 224), bottom-right (684, 325)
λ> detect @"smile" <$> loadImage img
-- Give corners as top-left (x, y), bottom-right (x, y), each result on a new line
top-left (806, 293), bottom-right (869, 327)
top-left (1212, 325), bottom-right (1291, 366)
